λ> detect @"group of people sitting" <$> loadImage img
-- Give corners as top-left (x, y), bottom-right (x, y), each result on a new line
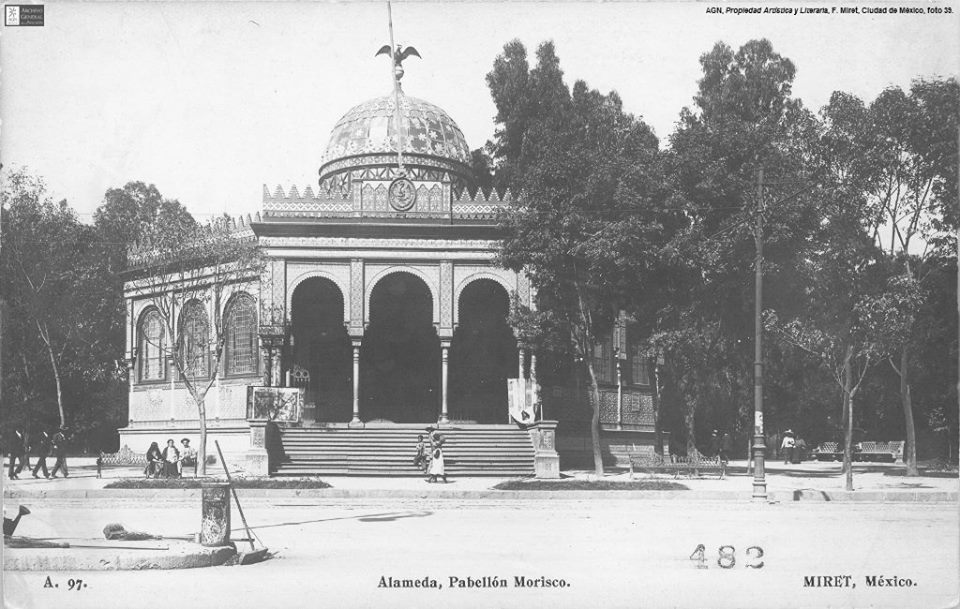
top-left (144, 438), bottom-right (197, 478)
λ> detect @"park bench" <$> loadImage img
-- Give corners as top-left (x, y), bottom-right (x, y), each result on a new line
top-left (813, 441), bottom-right (904, 463)
top-left (97, 445), bottom-right (147, 478)
top-left (855, 441), bottom-right (904, 463)
top-left (813, 442), bottom-right (842, 461)
top-left (629, 450), bottom-right (725, 479)
top-left (97, 445), bottom-right (199, 478)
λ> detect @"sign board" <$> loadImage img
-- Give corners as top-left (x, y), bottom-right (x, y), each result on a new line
top-left (508, 378), bottom-right (537, 425)
top-left (247, 386), bottom-right (304, 422)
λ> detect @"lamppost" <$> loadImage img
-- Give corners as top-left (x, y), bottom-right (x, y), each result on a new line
top-left (751, 166), bottom-right (767, 501)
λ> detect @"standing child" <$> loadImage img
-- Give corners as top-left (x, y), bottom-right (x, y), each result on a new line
top-left (414, 434), bottom-right (428, 473)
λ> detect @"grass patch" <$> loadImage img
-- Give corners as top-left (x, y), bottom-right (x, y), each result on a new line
top-left (493, 479), bottom-right (689, 491)
top-left (104, 477), bottom-right (332, 489)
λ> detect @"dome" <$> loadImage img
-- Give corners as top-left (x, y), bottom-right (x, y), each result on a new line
top-left (320, 94), bottom-right (472, 175)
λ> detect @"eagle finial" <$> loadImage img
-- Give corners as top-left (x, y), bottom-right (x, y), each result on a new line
top-left (376, 44), bottom-right (421, 82)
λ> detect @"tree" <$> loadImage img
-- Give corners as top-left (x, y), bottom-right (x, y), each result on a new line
top-left (489, 40), bottom-right (670, 475)
top-left (826, 79), bottom-right (960, 475)
top-left (127, 217), bottom-right (261, 475)
top-left (765, 98), bottom-right (889, 490)
top-left (1, 170), bottom-right (88, 428)
top-left (663, 39), bottom-right (816, 455)
top-left (92, 182), bottom-right (196, 370)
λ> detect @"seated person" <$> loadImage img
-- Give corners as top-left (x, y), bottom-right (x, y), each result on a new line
top-left (178, 438), bottom-right (197, 476)
top-left (161, 439), bottom-right (180, 478)
top-left (145, 442), bottom-right (163, 478)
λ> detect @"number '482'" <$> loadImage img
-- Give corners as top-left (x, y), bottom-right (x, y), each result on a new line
top-left (689, 544), bottom-right (764, 569)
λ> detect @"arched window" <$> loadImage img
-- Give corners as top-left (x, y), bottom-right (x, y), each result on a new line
top-left (138, 309), bottom-right (166, 382)
top-left (179, 300), bottom-right (209, 378)
top-left (225, 293), bottom-right (258, 376)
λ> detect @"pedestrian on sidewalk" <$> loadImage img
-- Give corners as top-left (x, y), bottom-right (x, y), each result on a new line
top-left (31, 431), bottom-right (51, 479)
top-left (18, 429), bottom-right (32, 475)
top-left (427, 437), bottom-right (447, 484)
top-left (781, 430), bottom-right (795, 465)
top-left (719, 432), bottom-right (732, 464)
top-left (50, 427), bottom-right (70, 478)
top-left (7, 428), bottom-right (26, 480)
top-left (709, 430), bottom-right (721, 458)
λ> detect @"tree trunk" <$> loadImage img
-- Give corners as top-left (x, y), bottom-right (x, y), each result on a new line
top-left (899, 346), bottom-right (919, 476)
top-left (572, 278), bottom-right (603, 477)
top-left (684, 393), bottom-right (697, 457)
top-left (842, 347), bottom-right (855, 492)
top-left (652, 359), bottom-right (663, 456)
top-left (197, 398), bottom-right (207, 476)
top-left (584, 359), bottom-right (604, 477)
top-left (42, 326), bottom-right (67, 428)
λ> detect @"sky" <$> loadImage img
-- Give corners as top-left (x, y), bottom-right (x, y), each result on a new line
top-left (2, 1), bottom-right (958, 222)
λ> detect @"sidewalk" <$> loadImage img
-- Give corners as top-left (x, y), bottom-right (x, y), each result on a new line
top-left (3, 459), bottom-right (957, 502)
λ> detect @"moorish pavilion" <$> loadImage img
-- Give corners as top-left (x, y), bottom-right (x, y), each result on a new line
top-left (120, 43), bottom-right (660, 477)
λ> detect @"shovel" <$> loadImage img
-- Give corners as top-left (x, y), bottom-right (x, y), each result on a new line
top-left (214, 441), bottom-right (269, 565)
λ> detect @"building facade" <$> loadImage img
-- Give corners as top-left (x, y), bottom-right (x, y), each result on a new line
top-left (120, 85), bottom-right (660, 473)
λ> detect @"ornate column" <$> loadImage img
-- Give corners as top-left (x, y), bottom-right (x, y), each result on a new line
top-left (270, 349), bottom-right (282, 387)
top-left (439, 340), bottom-right (451, 424)
top-left (350, 339), bottom-right (363, 427)
top-left (518, 346), bottom-right (526, 380)
top-left (260, 346), bottom-right (271, 387)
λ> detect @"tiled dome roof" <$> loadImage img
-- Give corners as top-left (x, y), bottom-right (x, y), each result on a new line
top-left (321, 93), bottom-right (471, 166)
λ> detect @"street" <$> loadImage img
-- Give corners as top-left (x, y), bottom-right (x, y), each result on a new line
top-left (3, 498), bottom-right (957, 609)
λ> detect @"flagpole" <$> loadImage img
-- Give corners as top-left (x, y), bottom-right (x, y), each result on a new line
top-left (386, 1), bottom-right (405, 174)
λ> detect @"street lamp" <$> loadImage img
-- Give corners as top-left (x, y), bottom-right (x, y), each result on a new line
top-left (751, 167), bottom-right (767, 501)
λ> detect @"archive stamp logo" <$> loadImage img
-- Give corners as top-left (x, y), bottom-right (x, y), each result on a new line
top-left (5, 4), bottom-right (44, 26)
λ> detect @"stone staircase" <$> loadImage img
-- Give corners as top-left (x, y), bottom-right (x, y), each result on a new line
top-left (273, 424), bottom-right (536, 476)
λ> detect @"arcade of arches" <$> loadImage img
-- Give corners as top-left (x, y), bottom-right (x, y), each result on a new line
top-left (288, 273), bottom-right (518, 425)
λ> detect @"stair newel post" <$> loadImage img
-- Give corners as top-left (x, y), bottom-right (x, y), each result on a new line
top-left (528, 420), bottom-right (560, 479)
top-left (246, 419), bottom-right (270, 476)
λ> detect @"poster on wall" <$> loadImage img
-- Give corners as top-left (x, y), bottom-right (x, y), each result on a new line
top-left (246, 387), bottom-right (303, 422)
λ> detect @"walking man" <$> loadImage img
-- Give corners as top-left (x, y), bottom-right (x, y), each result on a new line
top-left (781, 430), bottom-right (795, 465)
top-left (18, 429), bottom-right (32, 475)
top-left (7, 428), bottom-right (26, 480)
top-left (50, 427), bottom-right (69, 478)
top-left (31, 431), bottom-right (51, 479)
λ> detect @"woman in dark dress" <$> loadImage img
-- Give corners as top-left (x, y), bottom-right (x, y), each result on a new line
top-left (161, 439), bottom-right (180, 478)
top-left (145, 442), bottom-right (163, 478)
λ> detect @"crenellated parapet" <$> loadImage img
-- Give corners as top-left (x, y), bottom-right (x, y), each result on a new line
top-left (126, 215), bottom-right (257, 269)
top-left (261, 182), bottom-right (514, 222)
top-left (451, 188), bottom-right (513, 219)
top-left (262, 184), bottom-right (354, 218)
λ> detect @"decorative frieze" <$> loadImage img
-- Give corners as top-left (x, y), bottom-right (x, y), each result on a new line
top-left (350, 259), bottom-right (364, 334)
top-left (439, 261), bottom-right (454, 330)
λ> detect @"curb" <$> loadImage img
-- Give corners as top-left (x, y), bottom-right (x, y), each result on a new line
top-left (3, 540), bottom-right (236, 571)
top-left (4, 488), bottom-right (957, 503)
